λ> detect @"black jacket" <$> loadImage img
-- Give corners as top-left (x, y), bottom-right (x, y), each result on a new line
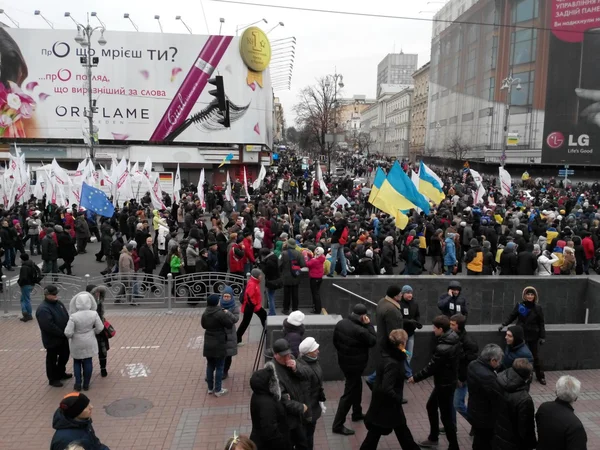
top-left (457, 329), bottom-right (479, 382)
top-left (35, 299), bottom-right (69, 349)
top-left (467, 357), bottom-right (502, 430)
top-left (249, 363), bottom-right (291, 450)
top-left (400, 298), bottom-right (421, 337)
top-left (50, 409), bottom-right (108, 450)
top-left (482, 248), bottom-right (496, 275)
top-left (375, 297), bottom-right (404, 351)
top-left (364, 343), bottom-right (410, 431)
top-left (330, 218), bottom-right (347, 244)
top-left (0, 225), bottom-right (16, 248)
top-left (57, 231), bottom-right (76, 261)
top-left (333, 314), bottom-right (377, 374)
top-left (502, 301), bottom-right (546, 341)
top-left (138, 244), bottom-right (159, 272)
top-left (493, 368), bottom-right (537, 450)
top-left (413, 330), bottom-right (460, 388)
top-left (438, 293), bottom-right (468, 317)
top-left (381, 244), bottom-right (394, 274)
top-left (357, 256), bottom-right (376, 275)
top-left (500, 249), bottom-right (518, 275)
top-left (282, 320), bottom-right (305, 358)
top-left (201, 305), bottom-right (236, 358)
top-left (297, 355), bottom-right (326, 423)
top-left (41, 234), bottom-right (58, 261)
top-left (516, 251), bottom-right (538, 276)
top-left (536, 399), bottom-right (588, 450)
top-left (260, 252), bottom-right (281, 290)
top-left (18, 259), bottom-right (37, 287)
top-left (272, 357), bottom-right (311, 430)
top-left (134, 229), bottom-right (150, 251)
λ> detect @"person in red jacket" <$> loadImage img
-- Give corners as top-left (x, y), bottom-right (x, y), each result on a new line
top-left (306, 246), bottom-right (326, 314)
top-left (228, 235), bottom-right (247, 276)
top-left (582, 232), bottom-right (595, 275)
top-left (236, 268), bottom-right (267, 345)
top-left (243, 230), bottom-right (256, 274)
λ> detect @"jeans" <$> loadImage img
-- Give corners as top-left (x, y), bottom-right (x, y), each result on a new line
top-left (332, 372), bottom-right (363, 429)
top-left (452, 381), bottom-right (469, 424)
top-left (329, 243), bottom-right (347, 276)
top-left (20, 285), bottom-right (33, 315)
top-left (404, 335), bottom-right (414, 378)
top-left (74, 357), bottom-right (93, 388)
top-left (309, 278), bottom-right (322, 313)
top-left (206, 357), bottom-right (225, 392)
top-left (426, 386), bottom-right (458, 450)
top-left (3, 247), bottom-right (15, 269)
top-left (46, 343), bottom-right (70, 382)
top-left (266, 289), bottom-right (276, 316)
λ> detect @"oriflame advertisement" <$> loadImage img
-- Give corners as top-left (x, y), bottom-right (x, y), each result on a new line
top-left (542, 1), bottom-right (600, 164)
top-left (0, 28), bottom-right (273, 146)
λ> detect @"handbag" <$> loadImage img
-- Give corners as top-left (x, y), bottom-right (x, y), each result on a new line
top-left (103, 320), bottom-right (116, 339)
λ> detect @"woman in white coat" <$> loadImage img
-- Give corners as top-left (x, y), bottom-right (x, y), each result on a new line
top-left (65, 292), bottom-right (104, 391)
top-left (537, 249), bottom-right (559, 276)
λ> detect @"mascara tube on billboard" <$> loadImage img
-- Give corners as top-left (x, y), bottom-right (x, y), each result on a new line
top-left (149, 35), bottom-right (233, 142)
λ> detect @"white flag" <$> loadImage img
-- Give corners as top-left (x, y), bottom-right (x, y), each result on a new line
top-left (316, 163), bottom-right (328, 195)
top-left (469, 168), bottom-right (483, 188)
top-left (243, 166), bottom-right (250, 201)
top-left (198, 168), bottom-right (206, 208)
top-left (499, 167), bottom-right (512, 197)
top-left (115, 158), bottom-right (134, 205)
top-left (173, 164), bottom-right (181, 203)
top-left (252, 165), bottom-right (266, 190)
top-left (225, 171), bottom-right (233, 203)
top-left (142, 156), bottom-right (152, 181)
top-left (472, 184), bottom-right (486, 205)
top-left (149, 173), bottom-right (166, 210)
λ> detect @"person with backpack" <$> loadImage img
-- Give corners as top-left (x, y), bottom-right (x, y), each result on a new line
top-left (280, 238), bottom-right (306, 315)
top-left (327, 211), bottom-right (349, 278)
top-left (18, 253), bottom-right (41, 322)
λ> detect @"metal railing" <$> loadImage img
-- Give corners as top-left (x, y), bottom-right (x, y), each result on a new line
top-left (2, 271), bottom-right (247, 314)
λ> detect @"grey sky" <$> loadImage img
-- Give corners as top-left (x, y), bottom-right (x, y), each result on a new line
top-left (1, 0), bottom-right (442, 127)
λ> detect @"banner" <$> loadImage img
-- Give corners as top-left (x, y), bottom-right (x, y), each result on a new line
top-left (542, 4), bottom-right (600, 164)
top-left (0, 28), bottom-right (273, 146)
top-left (499, 167), bottom-right (512, 198)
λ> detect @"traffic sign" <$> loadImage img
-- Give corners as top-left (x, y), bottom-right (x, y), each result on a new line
top-left (558, 169), bottom-right (574, 176)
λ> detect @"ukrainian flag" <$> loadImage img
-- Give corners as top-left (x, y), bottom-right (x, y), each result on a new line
top-left (368, 167), bottom-right (386, 204)
top-left (388, 162), bottom-right (431, 214)
top-left (419, 161), bottom-right (446, 205)
top-left (369, 165), bottom-right (419, 230)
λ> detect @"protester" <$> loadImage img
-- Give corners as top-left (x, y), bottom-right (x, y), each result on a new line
top-left (220, 286), bottom-right (240, 379)
top-left (282, 310), bottom-right (306, 358)
top-left (438, 280), bottom-right (468, 317)
top-left (399, 285), bottom-right (422, 380)
top-left (36, 285), bottom-right (72, 387)
top-left (332, 303), bottom-right (377, 436)
top-left (306, 247), bottom-right (325, 314)
top-left (297, 337), bottom-right (325, 450)
top-left (236, 269), bottom-right (267, 346)
top-left (450, 313), bottom-right (478, 428)
top-left (86, 285), bottom-right (110, 377)
top-left (501, 325), bottom-right (534, 371)
top-left (17, 252), bottom-right (37, 322)
top-left (258, 247), bottom-right (281, 316)
top-left (280, 238), bottom-right (306, 314)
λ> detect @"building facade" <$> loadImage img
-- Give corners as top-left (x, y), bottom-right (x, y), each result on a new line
top-left (409, 62), bottom-right (430, 161)
top-left (383, 88), bottom-right (414, 159)
top-left (425, 0), bottom-right (553, 164)
top-left (274, 97), bottom-right (285, 144)
top-left (376, 53), bottom-right (418, 98)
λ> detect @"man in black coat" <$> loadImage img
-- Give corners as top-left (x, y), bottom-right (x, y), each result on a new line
top-left (399, 285), bottom-right (422, 379)
top-left (467, 343), bottom-right (504, 450)
top-left (408, 315), bottom-right (460, 450)
top-left (450, 313), bottom-right (479, 427)
top-left (271, 338), bottom-right (310, 450)
top-left (35, 285), bottom-right (72, 387)
top-left (139, 237), bottom-right (159, 292)
top-left (438, 280), bottom-right (468, 318)
top-left (536, 375), bottom-right (588, 450)
top-left (493, 358), bottom-right (537, 450)
top-left (332, 303), bottom-right (376, 436)
top-left (516, 243), bottom-right (538, 275)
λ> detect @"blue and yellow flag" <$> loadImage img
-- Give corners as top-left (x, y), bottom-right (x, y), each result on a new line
top-left (218, 153), bottom-right (234, 168)
top-left (388, 162), bottom-right (431, 214)
top-left (419, 161), bottom-right (445, 205)
top-left (368, 167), bottom-right (386, 205)
top-left (369, 164), bottom-right (417, 230)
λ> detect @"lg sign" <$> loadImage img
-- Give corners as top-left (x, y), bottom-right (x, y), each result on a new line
top-left (547, 132), bottom-right (589, 149)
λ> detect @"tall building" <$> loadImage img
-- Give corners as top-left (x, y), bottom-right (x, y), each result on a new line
top-left (377, 53), bottom-right (418, 98)
top-left (410, 62), bottom-right (430, 161)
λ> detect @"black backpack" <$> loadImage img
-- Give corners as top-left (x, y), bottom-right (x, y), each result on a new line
top-left (32, 264), bottom-right (44, 284)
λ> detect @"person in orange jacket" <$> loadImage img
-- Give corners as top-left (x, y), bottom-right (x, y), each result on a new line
top-left (236, 269), bottom-right (267, 345)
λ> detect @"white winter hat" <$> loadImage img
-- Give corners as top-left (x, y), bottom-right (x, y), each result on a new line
top-left (287, 310), bottom-right (305, 327)
top-left (516, 230), bottom-right (523, 236)
top-left (299, 337), bottom-right (319, 356)
top-left (315, 247), bottom-right (324, 256)
top-left (365, 249), bottom-right (373, 258)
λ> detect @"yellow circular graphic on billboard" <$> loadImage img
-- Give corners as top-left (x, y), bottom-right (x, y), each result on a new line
top-left (239, 26), bottom-right (271, 72)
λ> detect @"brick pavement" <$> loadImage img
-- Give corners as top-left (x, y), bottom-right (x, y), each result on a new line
top-left (1, 309), bottom-right (600, 450)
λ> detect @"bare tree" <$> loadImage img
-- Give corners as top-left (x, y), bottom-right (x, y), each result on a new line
top-left (293, 77), bottom-right (341, 172)
top-left (445, 136), bottom-right (472, 160)
top-left (423, 146), bottom-right (437, 157)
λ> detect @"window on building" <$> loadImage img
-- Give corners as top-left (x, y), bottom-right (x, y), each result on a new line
top-left (481, 77), bottom-right (495, 101)
top-left (449, 116), bottom-right (458, 125)
top-left (462, 112), bottom-right (474, 122)
top-left (512, 0), bottom-right (538, 24)
top-left (467, 24), bottom-right (479, 44)
top-left (511, 29), bottom-right (537, 65)
top-left (491, 36), bottom-right (498, 69)
top-left (510, 71), bottom-right (535, 106)
top-left (466, 47), bottom-right (478, 80)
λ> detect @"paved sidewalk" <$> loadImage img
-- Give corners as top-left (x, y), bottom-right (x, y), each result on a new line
top-left (1, 309), bottom-right (599, 450)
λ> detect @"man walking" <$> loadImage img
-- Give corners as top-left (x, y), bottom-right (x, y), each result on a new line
top-left (450, 313), bottom-right (478, 427)
top-left (332, 303), bottom-right (377, 435)
top-left (41, 227), bottom-right (59, 279)
top-left (17, 253), bottom-right (37, 322)
top-left (408, 315), bottom-right (460, 450)
top-left (399, 285), bottom-right (422, 380)
top-left (36, 285), bottom-right (72, 387)
top-left (467, 343), bottom-right (504, 450)
top-left (75, 212), bottom-right (91, 254)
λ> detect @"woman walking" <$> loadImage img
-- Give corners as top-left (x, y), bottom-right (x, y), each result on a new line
top-left (86, 285), bottom-right (110, 377)
top-left (65, 291), bottom-right (104, 391)
top-left (236, 269), bottom-right (267, 346)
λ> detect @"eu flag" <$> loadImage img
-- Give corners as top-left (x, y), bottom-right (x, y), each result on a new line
top-left (80, 182), bottom-right (115, 218)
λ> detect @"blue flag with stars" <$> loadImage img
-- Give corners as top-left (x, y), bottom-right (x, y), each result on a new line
top-left (80, 182), bottom-right (115, 218)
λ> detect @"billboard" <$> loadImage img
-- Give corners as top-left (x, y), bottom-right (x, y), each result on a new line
top-left (542, 3), bottom-right (600, 164)
top-left (0, 28), bottom-right (273, 146)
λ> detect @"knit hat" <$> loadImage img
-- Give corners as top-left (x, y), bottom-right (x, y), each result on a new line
top-left (401, 285), bottom-right (413, 294)
top-left (280, 232), bottom-right (289, 240)
top-left (59, 392), bottom-right (90, 419)
top-left (384, 236), bottom-right (394, 243)
top-left (516, 230), bottom-right (523, 236)
top-left (353, 303), bottom-right (368, 315)
top-left (299, 337), bottom-right (319, 356)
top-left (508, 325), bottom-right (525, 347)
top-left (315, 247), bottom-right (324, 256)
top-left (287, 238), bottom-right (297, 249)
top-left (287, 310), bottom-right (305, 327)
top-left (365, 249), bottom-right (373, 258)
top-left (469, 238), bottom-right (479, 247)
top-left (251, 268), bottom-right (263, 279)
top-left (207, 293), bottom-right (220, 307)
top-left (386, 285), bottom-right (401, 298)
top-left (483, 241), bottom-right (491, 249)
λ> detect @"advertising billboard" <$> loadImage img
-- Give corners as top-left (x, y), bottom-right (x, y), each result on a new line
top-left (0, 28), bottom-right (273, 146)
top-left (542, 2), bottom-right (600, 164)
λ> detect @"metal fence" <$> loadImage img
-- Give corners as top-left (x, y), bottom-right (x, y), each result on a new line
top-left (2, 271), bottom-right (247, 314)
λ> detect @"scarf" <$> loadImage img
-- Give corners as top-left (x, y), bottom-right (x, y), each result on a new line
top-left (221, 298), bottom-right (236, 311)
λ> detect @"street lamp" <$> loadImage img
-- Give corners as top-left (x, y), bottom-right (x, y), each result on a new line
top-left (65, 13), bottom-right (107, 161)
top-left (500, 73), bottom-right (522, 167)
top-left (267, 21), bottom-right (284, 34)
top-left (154, 15), bottom-right (163, 33)
top-left (123, 13), bottom-right (139, 31)
top-left (236, 18), bottom-right (267, 36)
top-left (175, 16), bottom-right (192, 34)
top-left (219, 18), bottom-right (225, 35)
top-left (34, 10), bottom-right (54, 28)
top-left (324, 72), bottom-right (344, 172)
top-left (0, 9), bottom-right (19, 27)
top-left (90, 12), bottom-right (106, 29)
